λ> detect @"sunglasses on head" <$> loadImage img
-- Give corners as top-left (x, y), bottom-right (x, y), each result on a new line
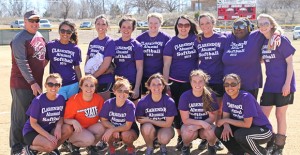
top-left (257, 21), bottom-right (270, 28)
top-left (223, 82), bottom-right (239, 87)
top-left (59, 29), bottom-right (73, 34)
top-left (47, 82), bottom-right (61, 88)
top-left (116, 89), bottom-right (130, 94)
top-left (28, 19), bottom-right (40, 23)
top-left (177, 23), bottom-right (191, 28)
top-left (233, 24), bottom-right (246, 30)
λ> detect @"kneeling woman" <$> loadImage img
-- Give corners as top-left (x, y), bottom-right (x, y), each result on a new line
top-left (179, 70), bottom-right (219, 155)
top-left (100, 76), bottom-right (139, 155)
top-left (136, 73), bottom-right (177, 155)
top-left (215, 74), bottom-right (273, 155)
top-left (64, 75), bottom-right (106, 154)
top-left (23, 73), bottom-right (73, 154)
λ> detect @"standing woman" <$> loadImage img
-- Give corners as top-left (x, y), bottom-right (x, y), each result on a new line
top-left (23, 73), bottom-right (73, 154)
top-left (163, 15), bottom-right (198, 150)
top-left (257, 14), bottom-right (296, 155)
top-left (215, 74), bottom-right (273, 155)
top-left (114, 16), bottom-right (143, 103)
top-left (136, 73), bottom-right (177, 155)
top-left (86, 14), bottom-right (116, 101)
top-left (100, 76), bottom-right (139, 155)
top-left (179, 70), bottom-right (219, 155)
top-left (136, 13), bottom-right (171, 95)
top-left (195, 13), bottom-right (226, 150)
top-left (64, 75), bottom-right (106, 154)
top-left (46, 21), bottom-right (82, 100)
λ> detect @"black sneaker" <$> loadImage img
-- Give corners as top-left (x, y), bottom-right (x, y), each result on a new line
top-left (59, 141), bottom-right (70, 152)
top-left (272, 149), bottom-right (283, 155)
top-left (207, 145), bottom-right (216, 155)
top-left (24, 145), bottom-right (38, 155)
top-left (181, 145), bottom-right (190, 155)
top-left (96, 141), bottom-right (108, 151)
top-left (86, 146), bottom-right (99, 155)
top-left (153, 138), bottom-right (160, 148)
top-left (11, 143), bottom-right (23, 155)
top-left (198, 139), bottom-right (208, 150)
top-left (67, 143), bottom-right (80, 155)
top-left (175, 136), bottom-right (183, 151)
top-left (214, 140), bottom-right (224, 151)
top-left (49, 148), bottom-right (60, 155)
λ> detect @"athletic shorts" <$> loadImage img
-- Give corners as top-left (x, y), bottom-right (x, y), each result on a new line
top-left (141, 76), bottom-right (149, 95)
top-left (23, 131), bottom-right (39, 145)
top-left (130, 122), bottom-right (140, 138)
top-left (208, 83), bottom-right (225, 97)
top-left (260, 92), bottom-right (294, 107)
top-left (96, 82), bottom-right (113, 93)
top-left (59, 82), bottom-right (79, 100)
top-left (242, 88), bottom-right (259, 99)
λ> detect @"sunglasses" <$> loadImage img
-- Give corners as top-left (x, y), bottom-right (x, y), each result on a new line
top-left (47, 82), bottom-right (61, 88)
top-left (177, 23), bottom-right (191, 28)
top-left (224, 82), bottom-right (239, 87)
top-left (59, 29), bottom-right (73, 34)
top-left (116, 89), bottom-right (130, 94)
top-left (257, 22), bottom-right (270, 28)
top-left (28, 19), bottom-right (40, 23)
top-left (233, 25), bottom-right (246, 30)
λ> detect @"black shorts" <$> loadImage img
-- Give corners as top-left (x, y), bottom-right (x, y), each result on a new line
top-left (24, 131), bottom-right (39, 145)
top-left (208, 83), bottom-right (225, 97)
top-left (141, 76), bottom-right (149, 95)
top-left (260, 92), bottom-right (294, 107)
top-left (242, 88), bottom-right (259, 99)
top-left (96, 82), bottom-right (113, 93)
top-left (130, 122), bottom-right (140, 138)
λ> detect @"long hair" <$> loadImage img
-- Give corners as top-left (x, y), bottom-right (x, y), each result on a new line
top-left (190, 70), bottom-right (215, 112)
top-left (118, 16), bottom-right (137, 31)
top-left (95, 14), bottom-right (109, 26)
top-left (59, 21), bottom-right (78, 45)
top-left (145, 73), bottom-right (169, 94)
top-left (174, 15), bottom-right (198, 36)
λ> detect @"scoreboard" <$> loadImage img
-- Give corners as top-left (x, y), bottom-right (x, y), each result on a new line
top-left (217, 0), bottom-right (256, 20)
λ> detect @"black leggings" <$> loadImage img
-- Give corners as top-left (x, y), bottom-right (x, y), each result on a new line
top-left (215, 125), bottom-right (272, 155)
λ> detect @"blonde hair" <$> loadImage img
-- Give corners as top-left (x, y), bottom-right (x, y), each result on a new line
top-left (112, 76), bottom-right (132, 92)
top-left (190, 70), bottom-right (215, 112)
top-left (257, 14), bottom-right (283, 50)
top-left (147, 13), bottom-right (163, 24)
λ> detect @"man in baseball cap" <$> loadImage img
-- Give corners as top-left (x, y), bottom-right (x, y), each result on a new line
top-left (24, 10), bottom-right (40, 19)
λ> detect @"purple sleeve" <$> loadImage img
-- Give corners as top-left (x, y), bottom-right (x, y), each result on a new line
top-left (26, 97), bottom-right (41, 119)
top-left (210, 93), bottom-right (219, 112)
top-left (222, 93), bottom-right (230, 113)
top-left (166, 96), bottom-right (178, 116)
top-left (178, 92), bottom-right (189, 111)
top-left (99, 100), bottom-right (110, 118)
top-left (133, 40), bottom-right (143, 60)
top-left (73, 46), bottom-right (82, 66)
top-left (277, 36), bottom-right (296, 58)
top-left (242, 94), bottom-right (258, 118)
top-left (163, 40), bottom-right (173, 56)
top-left (104, 39), bottom-right (116, 57)
top-left (126, 102), bottom-right (136, 122)
top-left (135, 99), bottom-right (145, 117)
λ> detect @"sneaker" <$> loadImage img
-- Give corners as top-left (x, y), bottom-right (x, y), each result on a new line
top-left (11, 143), bottom-right (24, 155)
top-left (113, 140), bottom-right (124, 148)
top-left (127, 146), bottom-right (136, 155)
top-left (198, 139), bottom-right (208, 150)
top-left (67, 143), bottom-right (80, 155)
top-left (266, 145), bottom-right (274, 154)
top-left (207, 145), bottom-right (216, 155)
top-left (145, 147), bottom-right (153, 155)
top-left (153, 138), bottom-right (160, 148)
top-left (175, 136), bottom-right (183, 151)
top-left (160, 145), bottom-right (168, 155)
top-left (49, 148), bottom-right (60, 155)
top-left (24, 145), bottom-right (38, 155)
top-left (272, 149), bottom-right (283, 155)
top-left (86, 146), bottom-right (99, 155)
top-left (181, 145), bottom-right (190, 155)
top-left (106, 146), bottom-right (116, 155)
top-left (96, 141), bottom-right (108, 151)
top-left (59, 141), bottom-right (70, 152)
top-left (214, 140), bottom-right (224, 151)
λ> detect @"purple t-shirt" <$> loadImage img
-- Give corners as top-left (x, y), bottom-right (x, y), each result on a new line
top-left (222, 90), bottom-right (272, 131)
top-left (163, 34), bottom-right (198, 82)
top-left (261, 36), bottom-right (296, 93)
top-left (99, 98), bottom-right (136, 127)
top-left (114, 38), bottom-right (143, 83)
top-left (178, 90), bottom-right (219, 120)
top-left (135, 94), bottom-right (177, 121)
top-left (195, 33), bottom-right (226, 84)
top-left (23, 93), bottom-right (65, 136)
top-left (136, 31), bottom-right (171, 78)
top-left (86, 36), bottom-right (116, 84)
top-left (46, 40), bottom-right (82, 86)
top-left (222, 30), bottom-right (265, 90)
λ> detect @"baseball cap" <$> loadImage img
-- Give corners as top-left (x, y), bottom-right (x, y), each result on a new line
top-left (24, 10), bottom-right (40, 19)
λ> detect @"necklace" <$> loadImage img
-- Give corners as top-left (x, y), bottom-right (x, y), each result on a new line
top-left (149, 32), bottom-right (159, 42)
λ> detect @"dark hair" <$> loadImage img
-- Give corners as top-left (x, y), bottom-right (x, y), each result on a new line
top-left (198, 13), bottom-right (216, 25)
top-left (118, 16), bottom-right (136, 31)
top-left (223, 73), bottom-right (241, 85)
top-left (79, 75), bottom-right (98, 87)
top-left (174, 15), bottom-right (198, 36)
top-left (45, 73), bottom-right (62, 84)
top-left (145, 73), bottom-right (169, 94)
top-left (233, 17), bottom-right (253, 33)
top-left (95, 14), bottom-right (109, 26)
top-left (59, 21), bottom-right (78, 45)
top-left (190, 70), bottom-right (215, 112)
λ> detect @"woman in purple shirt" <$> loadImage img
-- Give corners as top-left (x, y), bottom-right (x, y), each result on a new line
top-left (257, 14), bottom-right (296, 155)
top-left (136, 13), bottom-right (171, 95)
top-left (46, 21), bottom-right (82, 100)
top-left (114, 16), bottom-right (143, 103)
top-left (86, 15), bottom-right (116, 101)
top-left (215, 74), bottom-right (272, 155)
top-left (136, 73), bottom-right (177, 155)
top-left (163, 15), bottom-right (198, 150)
top-left (23, 73), bottom-right (73, 154)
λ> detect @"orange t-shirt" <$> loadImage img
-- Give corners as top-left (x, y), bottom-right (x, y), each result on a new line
top-left (64, 92), bottom-right (104, 128)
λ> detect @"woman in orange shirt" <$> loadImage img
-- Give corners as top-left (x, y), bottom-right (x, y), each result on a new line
top-left (64, 75), bottom-right (105, 154)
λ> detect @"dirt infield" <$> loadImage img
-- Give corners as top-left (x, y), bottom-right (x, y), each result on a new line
top-left (0, 39), bottom-right (299, 154)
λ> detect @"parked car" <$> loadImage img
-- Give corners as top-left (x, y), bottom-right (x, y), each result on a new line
top-left (39, 19), bottom-right (52, 30)
top-left (80, 21), bottom-right (93, 29)
top-left (10, 19), bottom-right (24, 28)
top-left (293, 26), bottom-right (300, 40)
top-left (137, 21), bottom-right (148, 27)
